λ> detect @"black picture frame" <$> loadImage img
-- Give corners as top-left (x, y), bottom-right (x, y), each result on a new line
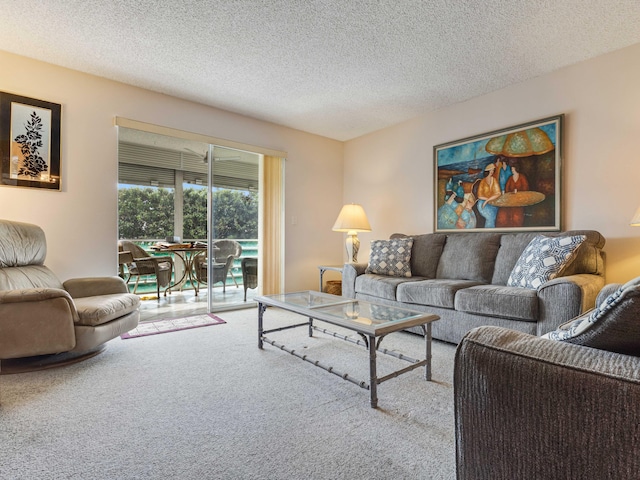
top-left (0, 92), bottom-right (62, 190)
top-left (434, 114), bottom-right (563, 232)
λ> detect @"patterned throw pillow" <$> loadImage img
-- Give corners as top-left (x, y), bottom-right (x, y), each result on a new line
top-left (542, 276), bottom-right (640, 342)
top-left (541, 309), bottom-right (595, 341)
top-left (365, 238), bottom-right (413, 277)
top-left (507, 235), bottom-right (586, 290)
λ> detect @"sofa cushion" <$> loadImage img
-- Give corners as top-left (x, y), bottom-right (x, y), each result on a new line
top-left (355, 274), bottom-right (424, 301)
top-left (542, 277), bottom-right (640, 355)
top-left (491, 232), bottom-right (538, 285)
top-left (507, 235), bottom-right (586, 289)
top-left (0, 265), bottom-right (64, 291)
top-left (555, 230), bottom-right (606, 276)
top-left (0, 219), bottom-right (47, 267)
top-left (72, 293), bottom-right (141, 327)
top-left (397, 279), bottom-right (482, 309)
top-left (455, 285), bottom-right (539, 321)
top-left (436, 233), bottom-right (501, 283)
top-left (365, 238), bottom-right (413, 277)
top-left (392, 233), bottom-right (447, 278)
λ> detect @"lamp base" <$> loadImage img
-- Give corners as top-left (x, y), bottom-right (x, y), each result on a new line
top-left (345, 234), bottom-right (360, 263)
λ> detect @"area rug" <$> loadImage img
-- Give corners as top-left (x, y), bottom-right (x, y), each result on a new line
top-left (120, 313), bottom-right (226, 339)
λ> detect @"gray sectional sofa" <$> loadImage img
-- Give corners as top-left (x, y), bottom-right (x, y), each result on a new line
top-left (342, 230), bottom-right (606, 344)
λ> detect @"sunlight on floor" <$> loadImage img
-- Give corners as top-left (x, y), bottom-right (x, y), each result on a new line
top-left (138, 286), bottom-right (257, 322)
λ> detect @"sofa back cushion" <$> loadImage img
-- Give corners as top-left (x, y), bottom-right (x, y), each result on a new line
top-left (0, 219), bottom-right (47, 268)
top-left (436, 233), bottom-right (501, 283)
top-left (491, 230), bottom-right (605, 285)
top-left (556, 230), bottom-right (606, 276)
top-left (0, 265), bottom-right (63, 290)
top-left (390, 233), bottom-right (446, 278)
top-left (0, 220), bottom-right (64, 291)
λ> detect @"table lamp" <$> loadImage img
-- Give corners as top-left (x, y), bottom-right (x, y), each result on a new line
top-left (332, 203), bottom-right (371, 263)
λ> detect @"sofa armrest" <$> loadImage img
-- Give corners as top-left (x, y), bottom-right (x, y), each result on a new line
top-left (536, 273), bottom-right (605, 335)
top-left (341, 263), bottom-right (368, 298)
top-left (63, 276), bottom-right (129, 298)
top-left (455, 326), bottom-right (640, 480)
top-left (0, 287), bottom-right (75, 305)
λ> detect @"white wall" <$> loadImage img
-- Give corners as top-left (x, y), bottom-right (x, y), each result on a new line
top-left (344, 42), bottom-right (640, 284)
top-left (5, 42), bottom-right (639, 289)
top-left (0, 50), bottom-right (345, 290)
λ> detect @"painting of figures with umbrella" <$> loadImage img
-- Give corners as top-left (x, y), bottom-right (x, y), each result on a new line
top-left (434, 115), bottom-right (562, 232)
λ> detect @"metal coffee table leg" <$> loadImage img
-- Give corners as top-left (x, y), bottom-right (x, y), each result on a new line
top-left (258, 302), bottom-right (266, 349)
top-left (369, 335), bottom-right (378, 408)
top-left (427, 323), bottom-right (432, 381)
top-left (422, 323), bottom-right (432, 381)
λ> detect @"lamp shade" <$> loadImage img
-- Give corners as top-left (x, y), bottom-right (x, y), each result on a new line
top-left (332, 204), bottom-right (371, 233)
top-left (631, 205), bottom-right (640, 226)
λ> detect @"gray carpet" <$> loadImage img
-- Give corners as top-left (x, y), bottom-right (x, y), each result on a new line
top-left (0, 308), bottom-right (457, 480)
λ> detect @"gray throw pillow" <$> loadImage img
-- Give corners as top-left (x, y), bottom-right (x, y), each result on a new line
top-left (366, 238), bottom-right (413, 278)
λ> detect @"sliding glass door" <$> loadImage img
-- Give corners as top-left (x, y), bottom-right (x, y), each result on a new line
top-left (117, 126), bottom-right (262, 312)
top-left (203, 145), bottom-right (261, 310)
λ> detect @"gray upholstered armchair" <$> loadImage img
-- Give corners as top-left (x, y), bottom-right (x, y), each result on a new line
top-left (454, 279), bottom-right (640, 479)
top-left (0, 220), bottom-right (140, 366)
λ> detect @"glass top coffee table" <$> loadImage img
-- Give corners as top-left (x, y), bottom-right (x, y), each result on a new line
top-left (256, 291), bottom-right (439, 408)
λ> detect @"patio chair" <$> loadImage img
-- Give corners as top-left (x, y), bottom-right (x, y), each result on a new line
top-left (117, 240), bottom-right (174, 298)
top-left (241, 257), bottom-right (258, 301)
top-left (195, 240), bottom-right (242, 292)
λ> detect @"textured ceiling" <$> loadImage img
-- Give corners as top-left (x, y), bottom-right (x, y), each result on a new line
top-left (1, 1), bottom-right (640, 141)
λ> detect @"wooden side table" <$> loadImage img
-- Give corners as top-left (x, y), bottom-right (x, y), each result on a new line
top-left (317, 265), bottom-right (344, 292)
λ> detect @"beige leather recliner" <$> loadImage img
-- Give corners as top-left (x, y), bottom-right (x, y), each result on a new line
top-left (0, 219), bottom-right (140, 363)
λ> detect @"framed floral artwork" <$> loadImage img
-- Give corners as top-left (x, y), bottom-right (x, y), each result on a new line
top-left (434, 114), bottom-right (563, 232)
top-left (0, 92), bottom-right (62, 190)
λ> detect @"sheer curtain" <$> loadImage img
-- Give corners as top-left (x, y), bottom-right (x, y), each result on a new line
top-left (260, 155), bottom-right (285, 295)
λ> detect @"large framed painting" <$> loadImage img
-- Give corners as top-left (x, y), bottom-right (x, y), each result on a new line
top-left (0, 92), bottom-right (62, 190)
top-left (434, 114), bottom-right (563, 232)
